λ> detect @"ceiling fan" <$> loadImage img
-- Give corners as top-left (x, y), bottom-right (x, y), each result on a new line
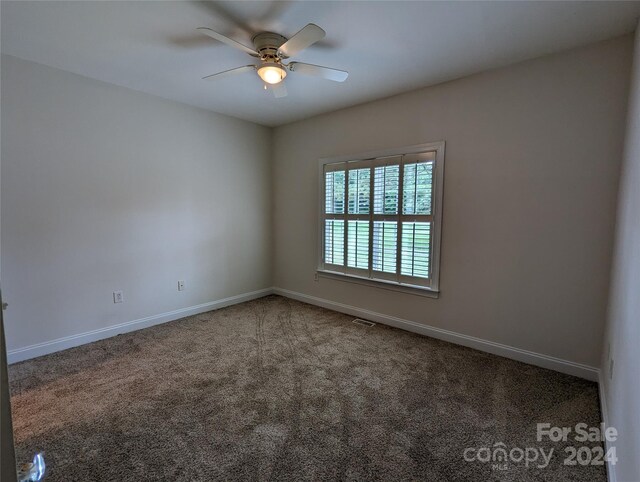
top-left (197, 23), bottom-right (348, 98)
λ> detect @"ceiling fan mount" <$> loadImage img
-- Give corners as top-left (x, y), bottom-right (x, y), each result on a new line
top-left (197, 23), bottom-right (349, 98)
top-left (252, 32), bottom-right (288, 59)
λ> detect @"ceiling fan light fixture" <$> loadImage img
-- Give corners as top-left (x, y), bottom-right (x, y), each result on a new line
top-left (257, 62), bottom-right (287, 84)
top-left (198, 24), bottom-right (347, 98)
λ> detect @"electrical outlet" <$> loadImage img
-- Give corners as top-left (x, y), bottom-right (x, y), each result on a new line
top-left (113, 290), bottom-right (123, 303)
top-left (314, 273), bottom-right (319, 282)
top-left (178, 280), bottom-right (185, 291)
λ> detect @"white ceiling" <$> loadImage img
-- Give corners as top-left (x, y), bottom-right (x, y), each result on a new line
top-left (2, 1), bottom-right (640, 126)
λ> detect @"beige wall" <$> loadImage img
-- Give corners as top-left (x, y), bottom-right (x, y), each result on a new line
top-left (1, 55), bottom-right (272, 354)
top-left (602, 23), bottom-right (640, 482)
top-left (273, 36), bottom-right (632, 369)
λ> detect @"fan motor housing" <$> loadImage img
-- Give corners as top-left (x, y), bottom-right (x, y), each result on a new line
top-left (252, 32), bottom-right (288, 59)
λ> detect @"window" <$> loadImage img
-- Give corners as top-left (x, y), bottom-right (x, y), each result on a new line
top-left (319, 142), bottom-right (445, 294)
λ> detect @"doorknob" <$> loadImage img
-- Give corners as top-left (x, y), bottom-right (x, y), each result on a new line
top-left (2, 302), bottom-right (7, 311)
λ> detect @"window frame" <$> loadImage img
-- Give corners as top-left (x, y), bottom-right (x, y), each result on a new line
top-left (317, 141), bottom-right (445, 297)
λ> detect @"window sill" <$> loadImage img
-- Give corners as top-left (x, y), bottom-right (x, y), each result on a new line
top-left (316, 270), bottom-right (440, 298)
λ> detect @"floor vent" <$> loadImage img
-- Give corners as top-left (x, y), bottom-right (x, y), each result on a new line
top-left (352, 318), bottom-right (376, 327)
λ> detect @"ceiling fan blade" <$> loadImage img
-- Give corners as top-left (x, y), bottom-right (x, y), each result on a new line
top-left (277, 23), bottom-right (325, 58)
top-left (288, 62), bottom-right (348, 82)
top-left (269, 83), bottom-right (288, 98)
top-left (194, 3), bottom-right (253, 36)
top-left (197, 27), bottom-right (258, 56)
top-left (203, 65), bottom-right (256, 81)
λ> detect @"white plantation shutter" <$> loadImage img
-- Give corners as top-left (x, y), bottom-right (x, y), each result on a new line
top-left (320, 143), bottom-right (444, 292)
top-left (348, 168), bottom-right (370, 214)
top-left (403, 160), bottom-right (433, 215)
top-left (373, 163), bottom-right (400, 215)
top-left (325, 169), bottom-right (345, 214)
top-left (324, 220), bottom-right (344, 266)
top-left (347, 220), bottom-right (369, 270)
top-left (372, 221), bottom-right (398, 274)
top-left (401, 222), bottom-right (431, 278)
top-left (323, 164), bottom-right (346, 270)
top-left (398, 153), bottom-right (435, 284)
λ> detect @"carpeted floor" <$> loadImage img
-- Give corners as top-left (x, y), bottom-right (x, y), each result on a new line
top-left (9, 295), bottom-right (605, 481)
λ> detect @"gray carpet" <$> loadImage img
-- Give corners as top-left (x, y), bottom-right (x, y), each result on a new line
top-left (9, 295), bottom-right (605, 481)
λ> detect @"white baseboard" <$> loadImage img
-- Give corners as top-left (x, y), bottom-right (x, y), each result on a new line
top-left (598, 371), bottom-right (617, 482)
top-left (273, 287), bottom-right (599, 381)
top-left (7, 288), bottom-right (273, 364)
top-left (10, 286), bottom-right (600, 382)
